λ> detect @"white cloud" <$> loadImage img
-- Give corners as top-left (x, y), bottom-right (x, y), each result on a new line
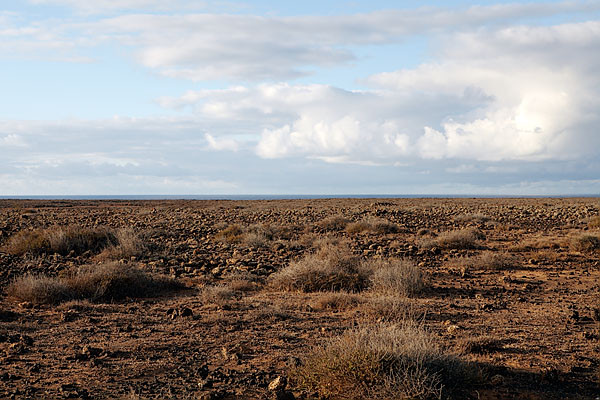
top-left (204, 133), bottom-right (240, 151)
top-left (7, 2), bottom-right (600, 78)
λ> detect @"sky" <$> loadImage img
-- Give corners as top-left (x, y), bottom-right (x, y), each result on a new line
top-left (2, 1), bottom-right (600, 195)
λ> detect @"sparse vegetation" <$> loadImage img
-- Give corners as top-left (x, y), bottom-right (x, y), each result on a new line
top-left (346, 217), bottom-right (401, 235)
top-left (421, 228), bottom-right (485, 250)
top-left (311, 292), bottom-right (363, 311)
top-left (270, 243), bottom-right (370, 292)
top-left (451, 251), bottom-right (519, 271)
top-left (3, 226), bottom-right (118, 256)
top-left (570, 234), bottom-right (600, 253)
top-left (316, 215), bottom-right (350, 231)
top-left (6, 262), bottom-right (180, 304)
top-left (368, 258), bottom-right (424, 297)
top-left (291, 322), bottom-right (476, 399)
top-left (589, 216), bottom-right (600, 229)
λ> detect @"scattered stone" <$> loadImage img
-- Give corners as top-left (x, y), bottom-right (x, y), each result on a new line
top-left (268, 376), bottom-right (287, 392)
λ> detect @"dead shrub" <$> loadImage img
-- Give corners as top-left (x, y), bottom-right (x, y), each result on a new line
top-left (422, 228), bottom-right (485, 250)
top-left (201, 285), bottom-right (238, 306)
top-left (368, 259), bottom-right (424, 297)
top-left (270, 244), bottom-right (370, 292)
top-left (455, 251), bottom-right (519, 271)
top-left (317, 215), bottom-right (350, 231)
top-left (291, 322), bottom-right (476, 399)
top-left (346, 221), bottom-right (371, 235)
top-left (6, 263), bottom-right (180, 304)
top-left (346, 217), bottom-right (401, 235)
top-left (312, 292), bottom-right (363, 311)
top-left (215, 225), bottom-right (243, 244)
top-left (3, 226), bottom-right (117, 256)
top-left (570, 234), bottom-right (600, 253)
top-left (6, 274), bottom-right (70, 304)
top-left (97, 228), bottom-right (145, 260)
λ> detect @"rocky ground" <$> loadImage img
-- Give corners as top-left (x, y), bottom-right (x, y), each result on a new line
top-left (0, 198), bottom-right (599, 399)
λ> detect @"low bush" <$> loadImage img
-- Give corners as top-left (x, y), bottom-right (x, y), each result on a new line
top-left (291, 323), bottom-right (476, 399)
top-left (453, 251), bottom-right (519, 271)
top-left (368, 259), bottom-right (424, 297)
top-left (422, 228), bottom-right (485, 250)
top-left (311, 292), bottom-right (363, 311)
top-left (588, 216), bottom-right (600, 229)
top-left (6, 262), bottom-right (180, 304)
top-left (270, 244), bottom-right (370, 292)
top-left (571, 234), bottom-right (600, 253)
top-left (316, 215), bottom-right (350, 231)
top-left (3, 226), bottom-right (118, 256)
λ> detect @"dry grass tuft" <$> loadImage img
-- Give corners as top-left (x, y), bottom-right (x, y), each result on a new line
top-left (311, 292), bottom-right (363, 311)
top-left (215, 223), bottom-right (291, 248)
top-left (270, 244), bottom-right (370, 292)
top-left (291, 322), bottom-right (476, 399)
top-left (570, 234), bottom-right (600, 253)
top-left (6, 262), bottom-right (180, 304)
top-left (97, 228), bottom-right (145, 260)
top-left (316, 215), bottom-right (350, 231)
top-left (421, 228), bottom-right (485, 250)
top-left (200, 285), bottom-right (238, 306)
top-left (346, 217), bottom-right (401, 235)
top-left (368, 259), bottom-right (424, 297)
top-left (215, 225), bottom-right (244, 243)
top-left (451, 251), bottom-right (519, 271)
top-left (3, 226), bottom-right (118, 256)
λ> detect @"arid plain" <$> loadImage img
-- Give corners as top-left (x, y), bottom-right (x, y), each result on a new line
top-left (1, 198), bottom-right (599, 399)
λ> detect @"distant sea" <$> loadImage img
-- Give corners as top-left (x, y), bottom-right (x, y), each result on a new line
top-left (1, 194), bottom-right (598, 200)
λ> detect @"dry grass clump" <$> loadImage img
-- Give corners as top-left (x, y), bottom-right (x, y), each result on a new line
top-left (6, 263), bottom-right (180, 304)
top-left (200, 285), bottom-right (238, 306)
top-left (291, 322), bottom-right (475, 399)
top-left (97, 228), bottom-right (145, 260)
top-left (215, 223), bottom-right (291, 248)
top-left (346, 217), bottom-right (401, 235)
top-left (570, 234), bottom-right (600, 253)
top-left (316, 215), bottom-right (350, 231)
top-left (422, 228), bottom-right (485, 250)
top-left (270, 244), bottom-right (370, 292)
top-left (215, 224), bottom-right (244, 243)
top-left (589, 216), bottom-right (600, 229)
top-left (3, 226), bottom-right (118, 256)
top-left (311, 292), bottom-right (363, 311)
top-left (453, 251), bottom-right (519, 271)
top-left (368, 259), bottom-right (424, 297)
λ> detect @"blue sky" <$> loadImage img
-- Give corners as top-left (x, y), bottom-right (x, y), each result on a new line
top-left (2, 0), bottom-right (600, 195)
